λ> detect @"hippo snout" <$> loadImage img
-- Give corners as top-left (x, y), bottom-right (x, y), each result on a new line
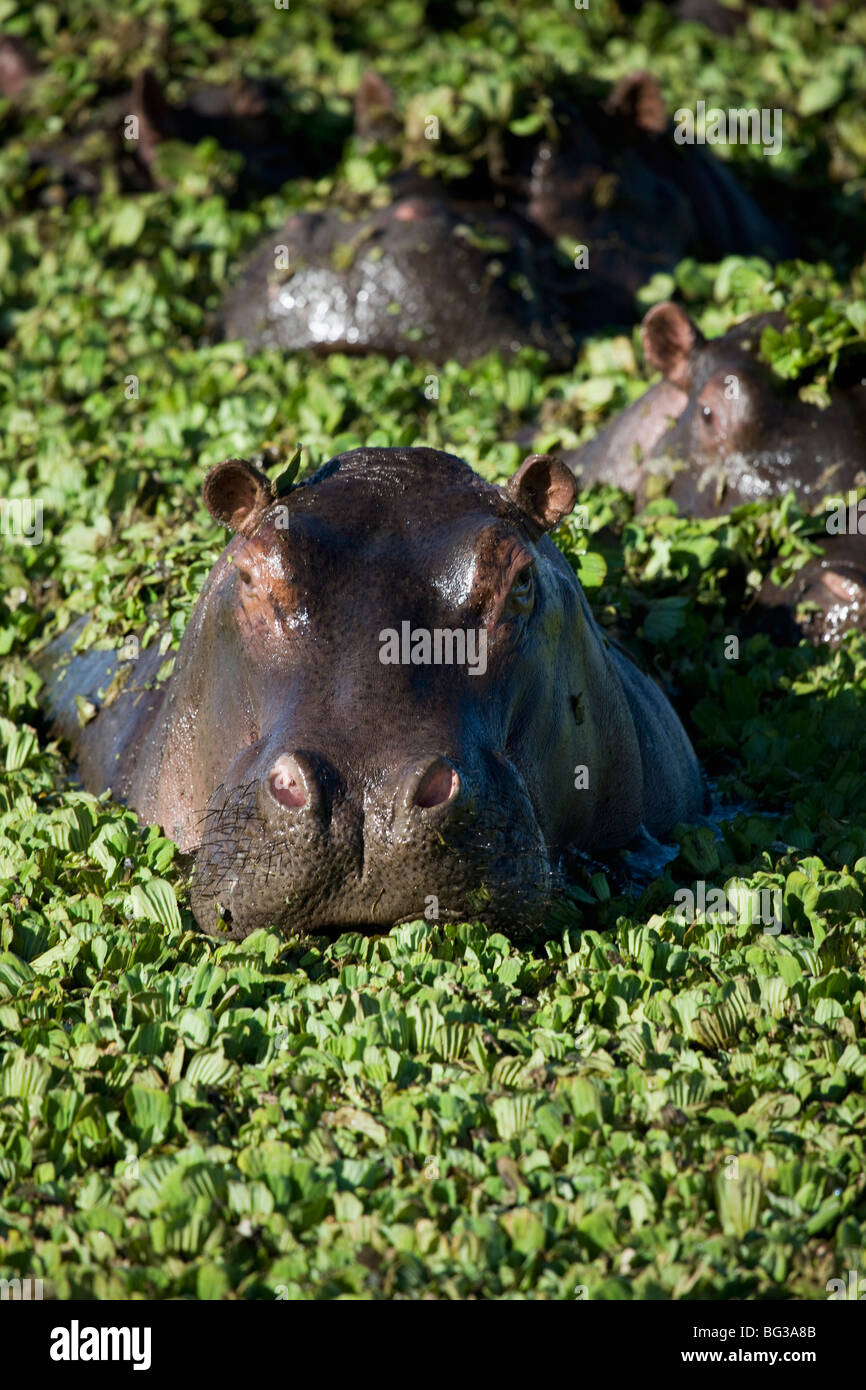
top-left (190, 739), bottom-right (554, 942)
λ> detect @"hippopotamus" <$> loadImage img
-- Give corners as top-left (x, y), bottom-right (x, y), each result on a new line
top-left (217, 191), bottom-right (575, 366)
top-left (39, 447), bottom-right (705, 941)
top-left (642, 0), bottom-right (835, 37)
top-left (125, 69), bottom-right (346, 196)
top-left (753, 533), bottom-right (866, 646)
top-left (515, 72), bottom-right (789, 304)
top-left (564, 300), bottom-right (866, 642)
top-left (2, 64), bottom-right (345, 206)
top-left (218, 70), bottom-right (789, 365)
top-left (569, 300), bottom-right (866, 516)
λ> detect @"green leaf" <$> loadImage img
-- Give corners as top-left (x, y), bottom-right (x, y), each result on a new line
top-left (798, 74), bottom-right (845, 117)
top-left (109, 203), bottom-right (146, 249)
top-left (124, 1086), bottom-right (172, 1145)
top-left (4, 727), bottom-right (37, 771)
top-left (576, 550), bottom-right (607, 588)
top-left (185, 1045), bottom-right (235, 1088)
top-left (642, 595), bottom-right (689, 643)
top-left (0, 1050), bottom-right (51, 1098)
top-left (273, 446), bottom-right (303, 496)
top-left (126, 879), bottom-right (182, 932)
top-left (715, 1156), bottom-right (764, 1239)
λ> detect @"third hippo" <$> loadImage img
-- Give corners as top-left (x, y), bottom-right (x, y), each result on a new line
top-left (40, 447), bottom-right (705, 941)
top-left (565, 300), bottom-right (866, 642)
top-left (569, 300), bottom-right (866, 515)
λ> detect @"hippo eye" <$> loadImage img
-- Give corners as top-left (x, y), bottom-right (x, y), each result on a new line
top-left (701, 405), bottom-right (714, 425)
top-left (508, 564), bottom-right (535, 610)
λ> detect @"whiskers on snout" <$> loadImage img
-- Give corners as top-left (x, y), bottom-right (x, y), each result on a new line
top-left (189, 763), bottom-right (554, 938)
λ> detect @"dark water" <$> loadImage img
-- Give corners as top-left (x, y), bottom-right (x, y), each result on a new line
top-left (563, 782), bottom-right (767, 901)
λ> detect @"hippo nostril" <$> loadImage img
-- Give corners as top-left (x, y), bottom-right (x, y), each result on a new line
top-left (412, 757), bottom-right (459, 810)
top-left (268, 754), bottom-right (308, 809)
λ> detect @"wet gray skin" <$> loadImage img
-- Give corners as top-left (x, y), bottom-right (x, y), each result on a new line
top-left (753, 532), bottom-right (866, 646)
top-left (566, 301), bottom-right (866, 642)
top-left (570, 301), bottom-right (866, 515)
top-left (39, 447), bottom-right (705, 942)
top-left (218, 193), bottom-right (575, 366)
top-left (217, 70), bottom-right (789, 365)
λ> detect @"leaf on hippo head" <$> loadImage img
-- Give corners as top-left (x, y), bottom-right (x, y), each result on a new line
top-left (272, 447), bottom-right (303, 497)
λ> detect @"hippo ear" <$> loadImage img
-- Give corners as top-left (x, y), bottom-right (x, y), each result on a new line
top-left (604, 71), bottom-right (668, 136)
top-left (354, 70), bottom-right (398, 137)
top-left (507, 454), bottom-right (576, 533)
top-left (641, 301), bottom-right (705, 391)
top-left (130, 69), bottom-right (177, 162)
top-left (203, 458), bottom-right (274, 536)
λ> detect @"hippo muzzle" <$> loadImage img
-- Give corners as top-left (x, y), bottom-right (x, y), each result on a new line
top-left (190, 737), bottom-right (553, 938)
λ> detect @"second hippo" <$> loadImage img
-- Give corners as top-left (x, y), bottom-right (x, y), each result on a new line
top-left (217, 70), bottom-right (789, 366)
top-left (218, 192), bottom-right (575, 366)
top-left (566, 299), bottom-right (866, 643)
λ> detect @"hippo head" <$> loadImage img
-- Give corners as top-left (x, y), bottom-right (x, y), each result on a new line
top-left (641, 301), bottom-right (866, 511)
top-left (140, 447), bottom-right (647, 940)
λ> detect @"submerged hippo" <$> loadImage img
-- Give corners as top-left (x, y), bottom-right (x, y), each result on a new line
top-left (41, 447), bottom-right (705, 940)
top-left (517, 71), bottom-right (788, 304)
top-left (218, 192), bottom-right (575, 366)
top-left (2, 64), bottom-right (345, 206)
top-left (753, 532), bottom-right (866, 646)
top-left (570, 300), bottom-right (866, 515)
top-left (124, 69), bottom-right (346, 196)
top-left (643, 0), bottom-right (836, 37)
top-left (566, 300), bottom-right (866, 642)
top-left (218, 70), bottom-right (788, 365)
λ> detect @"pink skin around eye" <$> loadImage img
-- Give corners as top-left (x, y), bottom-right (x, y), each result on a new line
top-left (695, 388), bottom-right (730, 447)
